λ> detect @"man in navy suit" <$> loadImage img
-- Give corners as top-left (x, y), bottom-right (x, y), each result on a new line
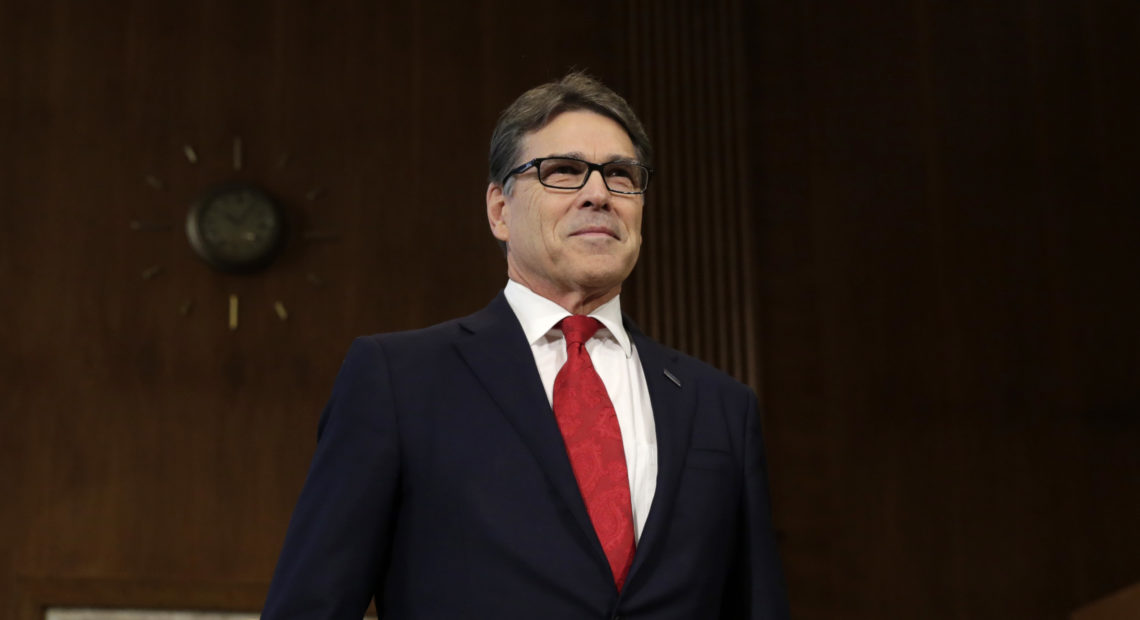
top-left (263, 72), bottom-right (788, 619)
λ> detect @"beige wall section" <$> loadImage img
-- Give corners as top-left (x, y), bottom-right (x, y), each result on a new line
top-left (47, 611), bottom-right (257, 620)
top-left (45, 610), bottom-right (379, 620)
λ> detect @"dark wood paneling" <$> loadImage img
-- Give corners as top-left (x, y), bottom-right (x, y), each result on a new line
top-left (0, 0), bottom-right (630, 614)
top-left (626, 0), bottom-right (761, 389)
top-left (749, 1), bottom-right (1140, 618)
top-left (6, 1), bottom-right (1138, 618)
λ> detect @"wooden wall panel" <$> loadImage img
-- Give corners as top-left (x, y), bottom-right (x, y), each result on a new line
top-left (8, 1), bottom-right (1137, 618)
top-left (625, 0), bottom-right (761, 389)
top-left (0, 1), bottom-right (632, 615)
top-left (748, 1), bottom-right (1140, 618)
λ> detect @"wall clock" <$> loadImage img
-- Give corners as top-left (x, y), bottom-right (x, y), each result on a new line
top-left (185, 183), bottom-right (287, 273)
top-left (134, 137), bottom-right (340, 330)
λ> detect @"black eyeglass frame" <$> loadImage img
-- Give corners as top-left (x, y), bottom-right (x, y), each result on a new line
top-left (501, 156), bottom-right (654, 195)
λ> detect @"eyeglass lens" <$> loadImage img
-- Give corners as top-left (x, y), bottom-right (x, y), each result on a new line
top-left (538, 158), bottom-right (648, 193)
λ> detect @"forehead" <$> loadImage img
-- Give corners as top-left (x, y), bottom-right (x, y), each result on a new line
top-left (520, 109), bottom-right (637, 161)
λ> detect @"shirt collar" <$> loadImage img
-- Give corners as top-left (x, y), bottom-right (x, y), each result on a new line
top-left (503, 279), bottom-right (633, 358)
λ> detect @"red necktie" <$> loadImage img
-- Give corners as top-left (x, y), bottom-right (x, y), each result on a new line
top-left (553, 315), bottom-right (636, 591)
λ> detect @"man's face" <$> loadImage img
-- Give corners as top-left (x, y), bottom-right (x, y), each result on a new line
top-left (487, 110), bottom-right (644, 303)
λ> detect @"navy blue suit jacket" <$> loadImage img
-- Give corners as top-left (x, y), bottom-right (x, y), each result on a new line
top-left (263, 293), bottom-right (787, 618)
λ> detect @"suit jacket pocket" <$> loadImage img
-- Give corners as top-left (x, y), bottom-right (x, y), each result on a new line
top-left (684, 447), bottom-right (733, 472)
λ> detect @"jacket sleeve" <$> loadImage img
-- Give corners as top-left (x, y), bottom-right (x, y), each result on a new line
top-left (262, 336), bottom-right (401, 619)
top-left (722, 389), bottom-right (790, 619)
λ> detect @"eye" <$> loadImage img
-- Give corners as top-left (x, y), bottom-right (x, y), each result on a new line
top-left (603, 163), bottom-right (645, 192)
top-left (546, 159), bottom-right (587, 175)
top-left (539, 158), bottom-right (590, 187)
top-left (606, 164), bottom-right (635, 179)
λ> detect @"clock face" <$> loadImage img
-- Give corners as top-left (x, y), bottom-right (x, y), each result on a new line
top-left (186, 184), bottom-right (286, 272)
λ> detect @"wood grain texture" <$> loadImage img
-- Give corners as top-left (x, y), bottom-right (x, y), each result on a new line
top-left (1072, 581), bottom-right (1140, 620)
top-left (0, 0), bottom-right (628, 614)
top-left (625, 0), bottom-right (761, 390)
top-left (4, 0), bottom-right (1139, 618)
top-left (747, 1), bottom-right (1140, 617)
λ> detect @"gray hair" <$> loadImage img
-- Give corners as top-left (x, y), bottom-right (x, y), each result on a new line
top-left (488, 71), bottom-right (653, 192)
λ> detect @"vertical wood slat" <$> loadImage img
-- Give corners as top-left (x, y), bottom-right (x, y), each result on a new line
top-left (627, 0), bottom-right (760, 391)
top-left (0, 1), bottom-right (633, 613)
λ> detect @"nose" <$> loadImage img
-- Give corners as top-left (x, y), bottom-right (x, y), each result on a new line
top-left (578, 168), bottom-right (611, 209)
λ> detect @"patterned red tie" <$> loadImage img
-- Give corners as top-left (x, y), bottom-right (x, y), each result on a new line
top-left (553, 315), bottom-right (636, 591)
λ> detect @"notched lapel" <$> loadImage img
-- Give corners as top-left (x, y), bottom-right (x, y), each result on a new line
top-left (624, 324), bottom-right (698, 588)
top-left (454, 294), bottom-right (608, 571)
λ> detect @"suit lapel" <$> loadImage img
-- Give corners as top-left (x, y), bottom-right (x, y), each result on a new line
top-left (454, 296), bottom-right (699, 590)
top-left (624, 321), bottom-right (698, 588)
top-left (454, 294), bottom-right (608, 571)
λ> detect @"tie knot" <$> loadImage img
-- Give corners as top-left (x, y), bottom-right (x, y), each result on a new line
top-left (559, 315), bottom-right (601, 345)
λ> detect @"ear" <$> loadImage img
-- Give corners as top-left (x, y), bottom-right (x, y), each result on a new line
top-left (486, 182), bottom-right (510, 243)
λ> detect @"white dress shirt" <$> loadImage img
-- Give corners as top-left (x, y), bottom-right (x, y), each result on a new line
top-left (503, 280), bottom-right (658, 542)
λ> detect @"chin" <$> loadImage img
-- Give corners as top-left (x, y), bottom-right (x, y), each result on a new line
top-left (570, 261), bottom-right (635, 291)
top-left (556, 244), bottom-right (637, 285)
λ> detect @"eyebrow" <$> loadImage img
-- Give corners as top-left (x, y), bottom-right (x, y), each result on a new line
top-left (547, 151), bottom-right (640, 164)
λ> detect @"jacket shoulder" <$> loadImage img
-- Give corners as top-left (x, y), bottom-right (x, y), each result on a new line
top-left (630, 325), bottom-right (757, 400)
top-left (347, 295), bottom-right (515, 368)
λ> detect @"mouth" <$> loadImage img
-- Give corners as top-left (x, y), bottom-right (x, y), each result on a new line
top-left (570, 226), bottom-right (620, 240)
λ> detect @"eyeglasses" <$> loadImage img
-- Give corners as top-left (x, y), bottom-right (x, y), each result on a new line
top-left (502, 156), bottom-right (653, 195)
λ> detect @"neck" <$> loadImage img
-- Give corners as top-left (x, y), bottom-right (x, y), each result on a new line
top-left (507, 273), bottom-right (621, 315)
